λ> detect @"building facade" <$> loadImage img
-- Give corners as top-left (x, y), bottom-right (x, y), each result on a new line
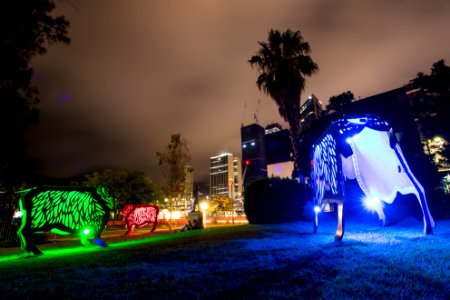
top-left (241, 122), bottom-right (294, 187)
top-left (265, 126), bottom-right (293, 178)
top-left (300, 94), bottom-right (324, 129)
top-left (241, 123), bottom-right (267, 187)
top-left (209, 153), bottom-right (242, 201)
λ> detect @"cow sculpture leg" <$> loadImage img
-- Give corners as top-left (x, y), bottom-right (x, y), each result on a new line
top-left (376, 206), bottom-right (386, 227)
top-left (313, 211), bottom-right (319, 234)
top-left (80, 234), bottom-right (91, 246)
top-left (416, 189), bottom-right (435, 235)
top-left (409, 179), bottom-right (435, 235)
top-left (313, 200), bottom-right (346, 241)
top-left (335, 201), bottom-right (345, 241)
top-left (150, 221), bottom-right (158, 233)
top-left (125, 225), bottom-right (136, 235)
top-left (17, 225), bottom-right (43, 255)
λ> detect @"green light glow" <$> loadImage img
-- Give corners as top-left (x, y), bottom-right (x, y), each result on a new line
top-left (28, 189), bottom-right (107, 232)
top-left (0, 230), bottom-right (202, 264)
top-left (83, 228), bottom-right (91, 235)
top-left (51, 229), bottom-right (70, 235)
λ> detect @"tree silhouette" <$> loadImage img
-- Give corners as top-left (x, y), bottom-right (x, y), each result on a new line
top-left (0, 1), bottom-right (70, 217)
top-left (409, 59), bottom-right (450, 141)
top-left (249, 29), bottom-right (318, 178)
top-left (156, 133), bottom-right (191, 230)
top-left (83, 168), bottom-right (165, 214)
top-left (156, 133), bottom-right (191, 198)
top-left (326, 91), bottom-right (355, 113)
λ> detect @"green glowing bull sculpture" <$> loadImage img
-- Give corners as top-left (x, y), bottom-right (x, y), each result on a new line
top-left (17, 185), bottom-right (115, 255)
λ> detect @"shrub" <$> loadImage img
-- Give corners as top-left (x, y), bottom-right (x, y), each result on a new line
top-left (244, 177), bottom-right (311, 224)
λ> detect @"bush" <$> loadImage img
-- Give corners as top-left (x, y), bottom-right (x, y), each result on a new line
top-left (244, 177), bottom-right (311, 224)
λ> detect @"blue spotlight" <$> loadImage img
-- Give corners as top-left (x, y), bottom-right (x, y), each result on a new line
top-left (363, 197), bottom-right (381, 211)
top-left (314, 206), bottom-right (321, 213)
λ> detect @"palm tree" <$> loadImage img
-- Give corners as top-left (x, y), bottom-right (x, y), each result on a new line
top-left (249, 29), bottom-right (318, 178)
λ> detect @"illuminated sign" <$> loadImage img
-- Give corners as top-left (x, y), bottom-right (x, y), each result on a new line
top-left (311, 115), bottom-right (435, 241)
top-left (122, 204), bottom-right (159, 235)
top-left (17, 185), bottom-right (115, 255)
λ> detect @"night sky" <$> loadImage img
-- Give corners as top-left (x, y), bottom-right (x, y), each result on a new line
top-left (28, 0), bottom-right (450, 189)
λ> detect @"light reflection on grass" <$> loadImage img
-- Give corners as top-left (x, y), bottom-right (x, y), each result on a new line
top-left (0, 220), bottom-right (448, 299)
top-left (0, 229), bottom-right (203, 264)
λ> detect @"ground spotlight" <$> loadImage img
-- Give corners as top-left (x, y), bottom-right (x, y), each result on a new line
top-left (314, 206), bottom-right (321, 213)
top-left (363, 197), bottom-right (381, 211)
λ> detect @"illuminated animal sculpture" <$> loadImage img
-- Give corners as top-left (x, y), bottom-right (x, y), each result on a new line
top-left (311, 115), bottom-right (435, 241)
top-left (122, 204), bottom-right (159, 235)
top-left (17, 185), bottom-right (115, 255)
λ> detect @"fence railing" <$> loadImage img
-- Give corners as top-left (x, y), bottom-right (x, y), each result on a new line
top-left (0, 220), bottom-right (20, 248)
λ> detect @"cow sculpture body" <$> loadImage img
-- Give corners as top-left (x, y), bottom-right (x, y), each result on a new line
top-left (122, 204), bottom-right (159, 235)
top-left (311, 115), bottom-right (435, 241)
top-left (17, 185), bottom-right (115, 255)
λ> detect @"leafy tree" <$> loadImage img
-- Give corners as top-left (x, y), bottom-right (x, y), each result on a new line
top-left (326, 91), bottom-right (355, 113)
top-left (209, 195), bottom-right (233, 212)
top-left (249, 29), bottom-right (318, 179)
top-left (0, 1), bottom-right (70, 217)
top-left (156, 133), bottom-right (191, 210)
top-left (83, 169), bottom-right (165, 217)
top-left (409, 60), bottom-right (450, 141)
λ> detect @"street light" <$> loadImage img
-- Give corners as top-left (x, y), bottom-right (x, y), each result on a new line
top-left (228, 177), bottom-right (235, 225)
top-left (200, 201), bottom-right (208, 228)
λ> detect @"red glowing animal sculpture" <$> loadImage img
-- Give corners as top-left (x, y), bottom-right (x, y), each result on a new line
top-left (122, 204), bottom-right (159, 235)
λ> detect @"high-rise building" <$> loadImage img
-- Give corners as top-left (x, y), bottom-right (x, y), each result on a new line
top-left (300, 94), bottom-right (324, 129)
top-left (241, 123), bottom-right (267, 187)
top-left (232, 156), bottom-right (244, 208)
top-left (265, 125), bottom-right (293, 178)
top-left (210, 153), bottom-right (242, 201)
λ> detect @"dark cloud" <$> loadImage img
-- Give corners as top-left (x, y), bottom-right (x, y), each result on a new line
top-left (28, 0), bottom-right (450, 191)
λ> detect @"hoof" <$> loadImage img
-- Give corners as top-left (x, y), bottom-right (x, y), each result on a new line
top-left (26, 247), bottom-right (43, 255)
top-left (94, 238), bottom-right (108, 247)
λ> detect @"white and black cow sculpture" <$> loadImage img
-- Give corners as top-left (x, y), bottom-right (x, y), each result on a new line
top-left (311, 115), bottom-right (435, 241)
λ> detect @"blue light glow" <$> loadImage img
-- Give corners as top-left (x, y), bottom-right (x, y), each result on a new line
top-left (363, 197), bottom-right (382, 211)
top-left (346, 134), bottom-right (360, 144)
top-left (314, 206), bottom-right (321, 213)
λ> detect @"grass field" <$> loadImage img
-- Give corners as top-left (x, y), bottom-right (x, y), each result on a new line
top-left (0, 215), bottom-right (448, 299)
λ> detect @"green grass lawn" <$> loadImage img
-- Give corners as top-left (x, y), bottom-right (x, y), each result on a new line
top-left (0, 216), bottom-right (448, 299)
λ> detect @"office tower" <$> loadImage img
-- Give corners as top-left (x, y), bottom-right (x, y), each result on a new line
top-left (210, 153), bottom-right (242, 201)
top-left (300, 94), bottom-right (324, 129)
top-left (241, 123), bottom-right (267, 187)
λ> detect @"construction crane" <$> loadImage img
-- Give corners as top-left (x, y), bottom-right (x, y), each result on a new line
top-left (241, 100), bottom-right (246, 127)
top-left (253, 99), bottom-right (261, 124)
